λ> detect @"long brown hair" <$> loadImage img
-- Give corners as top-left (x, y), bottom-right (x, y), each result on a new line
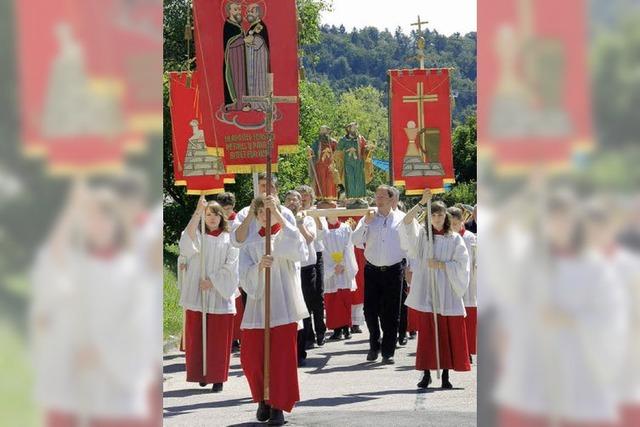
top-left (205, 201), bottom-right (230, 232)
top-left (429, 200), bottom-right (452, 234)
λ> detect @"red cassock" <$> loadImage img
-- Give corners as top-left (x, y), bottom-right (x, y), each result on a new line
top-left (185, 310), bottom-right (234, 384)
top-left (233, 295), bottom-right (244, 341)
top-left (465, 306), bottom-right (477, 355)
top-left (415, 311), bottom-right (470, 372)
top-left (324, 289), bottom-right (352, 329)
top-left (240, 323), bottom-right (299, 413)
top-left (407, 307), bottom-right (420, 333)
top-left (352, 247), bottom-right (366, 305)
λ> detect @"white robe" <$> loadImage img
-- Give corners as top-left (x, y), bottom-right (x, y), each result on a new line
top-left (230, 204), bottom-right (297, 248)
top-left (31, 247), bottom-right (156, 418)
top-left (178, 230), bottom-right (239, 314)
top-left (399, 219), bottom-right (469, 316)
top-left (319, 223), bottom-right (358, 294)
top-left (495, 250), bottom-right (627, 422)
top-left (238, 221), bottom-right (309, 329)
top-left (461, 230), bottom-right (478, 307)
top-left (612, 247), bottom-right (640, 404)
top-left (300, 215), bottom-right (318, 267)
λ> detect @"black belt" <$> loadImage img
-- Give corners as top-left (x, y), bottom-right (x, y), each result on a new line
top-left (365, 261), bottom-right (403, 272)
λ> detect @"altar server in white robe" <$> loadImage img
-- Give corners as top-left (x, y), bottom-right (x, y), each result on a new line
top-left (495, 193), bottom-right (627, 427)
top-left (179, 197), bottom-right (239, 392)
top-left (31, 182), bottom-right (156, 426)
top-left (237, 195), bottom-right (309, 426)
top-left (400, 189), bottom-right (471, 390)
top-left (448, 206), bottom-right (478, 361)
top-left (319, 214), bottom-right (358, 340)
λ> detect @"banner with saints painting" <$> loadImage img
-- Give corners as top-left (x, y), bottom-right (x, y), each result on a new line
top-left (192, 0), bottom-right (299, 173)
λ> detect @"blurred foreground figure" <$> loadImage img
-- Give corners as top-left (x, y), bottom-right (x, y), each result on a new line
top-left (30, 178), bottom-right (161, 427)
top-left (493, 189), bottom-right (629, 427)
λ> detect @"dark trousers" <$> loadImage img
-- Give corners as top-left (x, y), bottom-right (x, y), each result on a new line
top-left (301, 264), bottom-right (326, 343)
top-left (398, 278), bottom-right (409, 339)
top-left (315, 252), bottom-right (324, 294)
top-left (364, 261), bottom-right (404, 358)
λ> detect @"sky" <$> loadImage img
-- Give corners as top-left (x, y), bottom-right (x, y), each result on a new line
top-left (320, 0), bottom-right (477, 36)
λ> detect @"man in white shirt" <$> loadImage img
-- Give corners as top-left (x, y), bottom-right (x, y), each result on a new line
top-left (352, 185), bottom-right (407, 364)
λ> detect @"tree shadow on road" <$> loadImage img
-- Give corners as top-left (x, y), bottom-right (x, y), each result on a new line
top-left (342, 339), bottom-right (368, 345)
top-left (163, 353), bottom-right (184, 361)
top-left (163, 363), bottom-right (185, 374)
top-left (297, 395), bottom-right (377, 407)
top-left (163, 397), bottom-right (254, 418)
top-left (163, 387), bottom-right (214, 398)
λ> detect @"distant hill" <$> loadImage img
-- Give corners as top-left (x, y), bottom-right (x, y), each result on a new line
top-left (302, 25), bottom-right (477, 124)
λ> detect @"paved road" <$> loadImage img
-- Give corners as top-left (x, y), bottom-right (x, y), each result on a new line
top-left (163, 327), bottom-right (477, 426)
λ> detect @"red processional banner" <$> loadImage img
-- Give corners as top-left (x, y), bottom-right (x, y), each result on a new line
top-left (169, 71), bottom-right (234, 195)
top-left (15, 0), bottom-right (160, 174)
top-left (192, 0), bottom-right (299, 173)
top-left (389, 68), bottom-right (455, 195)
top-left (478, 0), bottom-right (592, 173)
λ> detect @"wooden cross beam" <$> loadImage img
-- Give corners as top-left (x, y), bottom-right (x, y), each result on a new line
top-left (242, 73), bottom-right (297, 401)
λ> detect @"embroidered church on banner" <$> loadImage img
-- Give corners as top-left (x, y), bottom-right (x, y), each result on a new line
top-left (169, 71), bottom-right (234, 195)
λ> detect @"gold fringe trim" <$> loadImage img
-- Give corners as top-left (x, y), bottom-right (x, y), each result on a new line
top-left (206, 147), bottom-right (225, 156)
top-left (225, 163), bottom-right (279, 174)
top-left (186, 188), bottom-right (225, 195)
top-left (278, 144), bottom-right (299, 155)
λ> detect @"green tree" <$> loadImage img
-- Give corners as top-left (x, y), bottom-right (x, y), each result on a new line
top-left (452, 112), bottom-right (477, 183)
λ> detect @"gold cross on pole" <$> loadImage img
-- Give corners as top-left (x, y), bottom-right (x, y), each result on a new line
top-left (243, 74), bottom-right (297, 132)
top-left (241, 73), bottom-right (296, 401)
top-left (411, 15), bottom-right (429, 33)
top-left (403, 82), bottom-right (438, 161)
top-left (411, 15), bottom-right (430, 69)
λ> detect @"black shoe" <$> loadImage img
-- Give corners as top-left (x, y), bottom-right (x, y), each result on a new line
top-left (328, 330), bottom-right (343, 341)
top-left (351, 325), bottom-right (363, 334)
top-left (231, 339), bottom-right (240, 352)
top-left (381, 356), bottom-right (395, 365)
top-left (343, 327), bottom-right (352, 340)
top-left (268, 408), bottom-right (285, 426)
top-left (469, 355), bottom-right (473, 364)
top-left (417, 371), bottom-right (432, 389)
top-left (366, 349), bottom-right (379, 361)
top-left (409, 331), bottom-right (417, 340)
top-left (398, 337), bottom-right (408, 346)
top-left (317, 335), bottom-right (325, 346)
top-left (256, 401), bottom-right (271, 422)
top-left (211, 383), bottom-right (223, 393)
top-left (441, 369), bottom-right (453, 389)
top-left (199, 381), bottom-right (207, 387)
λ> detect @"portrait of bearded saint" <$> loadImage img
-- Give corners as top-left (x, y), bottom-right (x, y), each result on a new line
top-left (222, 1), bottom-right (249, 112)
top-left (244, 3), bottom-right (270, 112)
top-left (335, 122), bottom-right (374, 199)
top-left (308, 125), bottom-right (338, 200)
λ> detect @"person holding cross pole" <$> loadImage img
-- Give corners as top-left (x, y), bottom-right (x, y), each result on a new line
top-left (236, 194), bottom-right (309, 425)
top-left (400, 188), bottom-right (471, 389)
top-left (178, 196), bottom-right (240, 392)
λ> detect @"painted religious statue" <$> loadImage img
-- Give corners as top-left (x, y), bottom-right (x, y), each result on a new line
top-left (335, 122), bottom-right (374, 200)
top-left (307, 125), bottom-right (338, 200)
